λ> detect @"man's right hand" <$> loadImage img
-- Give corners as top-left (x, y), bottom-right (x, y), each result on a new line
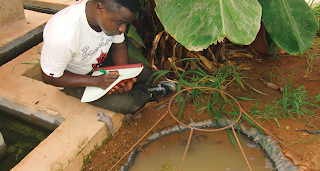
top-left (97, 71), bottom-right (120, 89)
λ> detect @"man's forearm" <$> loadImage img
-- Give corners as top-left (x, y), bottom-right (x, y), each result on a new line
top-left (111, 42), bottom-right (129, 65)
top-left (41, 70), bottom-right (99, 88)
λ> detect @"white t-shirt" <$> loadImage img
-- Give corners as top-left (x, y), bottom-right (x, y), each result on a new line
top-left (40, 0), bottom-right (125, 77)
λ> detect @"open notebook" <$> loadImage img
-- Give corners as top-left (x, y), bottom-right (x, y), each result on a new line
top-left (81, 63), bottom-right (144, 102)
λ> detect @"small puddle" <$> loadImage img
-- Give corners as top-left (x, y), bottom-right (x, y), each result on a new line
top-left (129, 130), bottom-right (273, 171)
top-left (0, 112), bottom-right (52, 170)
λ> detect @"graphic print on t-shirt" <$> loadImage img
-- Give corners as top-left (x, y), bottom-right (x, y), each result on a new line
top-left (89, 50), bottom-right (107, 74)
top-left (81, 37), bottom-right (112, 60)
top-left (81, 37), bottom-right (112, 75)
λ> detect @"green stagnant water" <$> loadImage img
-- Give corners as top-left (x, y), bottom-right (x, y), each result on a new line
top-left (129, 130), bottom-right (274, 171)
top-left (0, 112), bottom-right (51, 171)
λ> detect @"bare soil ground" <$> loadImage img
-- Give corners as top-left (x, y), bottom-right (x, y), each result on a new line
top-left (84, 38), bottom-right (320, 171)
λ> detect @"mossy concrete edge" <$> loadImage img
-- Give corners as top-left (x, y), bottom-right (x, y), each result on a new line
top-left (0, 42), bottom-right (125, 171)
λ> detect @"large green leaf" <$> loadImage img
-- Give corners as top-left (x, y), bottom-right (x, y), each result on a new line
top-left (127, 24), bottom-right (146, 48)
top-left (258, 0), bottom-right (317, 55)
top-left (124, 29), bottom-right (149, 66)
top-left (154, 0), bottom-right (262, 51)
top-left (127, 38), bottom-right (150, 66)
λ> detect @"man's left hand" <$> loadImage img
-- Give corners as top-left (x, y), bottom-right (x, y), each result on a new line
top-left (108, 77), bottom-right (137, 94)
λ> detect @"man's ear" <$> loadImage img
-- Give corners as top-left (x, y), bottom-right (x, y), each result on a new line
top-left (96, 2), bottom-right (104, 14)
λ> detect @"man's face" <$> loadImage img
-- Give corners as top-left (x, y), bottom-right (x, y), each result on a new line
top-left (97, 6), bottom-right (136, 36)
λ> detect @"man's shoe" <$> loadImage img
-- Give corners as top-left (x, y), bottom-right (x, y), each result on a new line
top-left (148, 81), bottom-right (177, 100)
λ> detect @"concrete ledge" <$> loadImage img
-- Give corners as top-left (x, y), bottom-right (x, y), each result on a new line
top-left (0, 10), bottom-right (52, 65)
top-left (23, 0), bottom-right (75, 13)
top-left (0, 43), bottom-right (124, 170)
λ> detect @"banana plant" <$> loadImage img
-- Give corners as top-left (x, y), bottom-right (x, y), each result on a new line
top-left (125, 24), bottom-right (150, 66)
top-left (154, 0), bottom-right (318, 55)
top-left (154, 0), bottom-right (262, 51)
top-left (259, 0), bottom-right (317, 55)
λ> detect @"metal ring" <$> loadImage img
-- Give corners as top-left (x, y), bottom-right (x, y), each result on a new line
top-left (168, 87), bottom-right (243, 132)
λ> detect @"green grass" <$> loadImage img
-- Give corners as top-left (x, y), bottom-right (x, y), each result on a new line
top-left (248, 101), bottom-right (279, 120)
top-left (12, 58), bottom-right (40, 73)
top-left (149, 42), bottom-right (320, 149)
top-left (148, 47), bottom-right (265, 148)
top-left (248, 80), bottom-right (320, 122)
top-left (275, 84), bottom-right (320, 120)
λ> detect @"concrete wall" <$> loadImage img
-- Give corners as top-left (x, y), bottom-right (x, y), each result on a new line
top-left (0, 0), bottom-right (25, 26)
top-left (23, 0), bottom-right (75, 13)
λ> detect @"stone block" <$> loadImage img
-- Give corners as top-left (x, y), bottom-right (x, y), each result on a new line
top-left (0, 0), bottom-right (25, 26)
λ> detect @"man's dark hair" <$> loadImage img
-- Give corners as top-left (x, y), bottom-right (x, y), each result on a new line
top-left (98, 0), bottom-right (140, 13)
